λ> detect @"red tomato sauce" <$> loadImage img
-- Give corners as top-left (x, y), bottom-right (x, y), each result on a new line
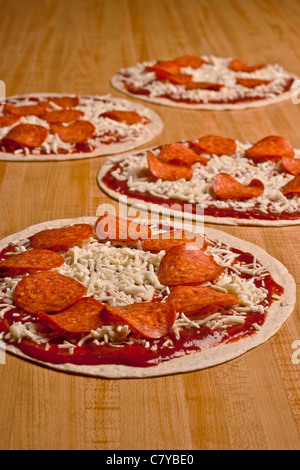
top-left (0, 242), bottom-right (283, 368)
top-left (102, 162), bottom-right (300, 222)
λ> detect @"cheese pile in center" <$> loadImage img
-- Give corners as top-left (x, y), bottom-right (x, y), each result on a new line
top-left (1, 234), bottom-right (274, 351)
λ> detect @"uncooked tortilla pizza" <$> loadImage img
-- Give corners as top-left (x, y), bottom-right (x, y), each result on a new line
top-left (0, 93), bottom-right (163, 161)
top-left (111, 54), bottom-right (296, 110)
top-left (0, 215), bottom-right (295, 378)
top-left (97, 134), bottom-right (300, 226)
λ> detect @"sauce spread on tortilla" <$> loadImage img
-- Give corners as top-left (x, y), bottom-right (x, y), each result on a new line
top-left (102, 163), bottom-right (300, 222)
top-left (0, 244), bottom-right (283, 368)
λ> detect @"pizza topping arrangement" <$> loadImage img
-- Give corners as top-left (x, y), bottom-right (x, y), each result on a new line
top-left (0, 48), bottom-right (297, 377)
top-left (0, 216), bottom-right (292, 376)
top-left (111, 54), bottom-right (296, 109)
top-left (98, 134), bottom-right (300, 225)
top-left (0, 93), bottom-right (163, 160)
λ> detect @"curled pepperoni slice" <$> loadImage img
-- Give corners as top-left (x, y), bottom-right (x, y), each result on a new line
top-left (154, 70), bottom-right (192, 85)
top-left (185, 81), bottom-right (224, 91)
top-left (38, 100), bottom-right (54, 112)
top-left (212, 173), bottom-right (264, 200)
top-left (141, 230), bottom-right (208, 253)
top-left (159, 143), bottom-right (209, 166)
top-left (2, 123), bottom-right (48, 148)
top-left (245, 136), bottom-right (294, 162)
top-left (102, 302), bottom-right (176, 339)
top-left (43, 109), bottom-right (84, 124)
top-left (50, 120), bottom-right (95, 143)
top-left (158, 244), bottom-right (224, 287)
top-left (190, 135), bottom-right (237, 156)
top-left (145, 60), bottom-right (181, 75)
top-left (38, 297), bottom-right (104, 334)
top-left (174, 55), bottom-right (208, 68)
top-left (228, 59), bottom-right (265, 72)
top-left (168, 285), bottom-right (238, 317)
top-left (236, 77), bottom-right (270, 88)
top-left (282, 155), bottom-right (300, 175)
top-left (0, 115), bottom-right (20, 127)
top-left (0, 249), bottom-right (64, 276)
top-left (30, 223), bottom-right (94, 252)
top-left (14, 271), bottom-right (86, 314)
top-left (100, 110), bottom-right (144, 124)
top-left (147, 151), bottom-right (193, 181)
top-left (281, 175), bottom-right (300, 197)
top-left (4, 103), bottom-right (46, 117)
top-left (49, 96), bottom-right (79, 108)
top-left (96, 214), bottom-right (151, 243)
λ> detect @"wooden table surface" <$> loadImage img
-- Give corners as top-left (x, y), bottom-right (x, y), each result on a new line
top-left (1, 0), bottom-right (300, 450)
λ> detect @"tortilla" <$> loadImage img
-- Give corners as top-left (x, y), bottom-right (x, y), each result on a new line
top-left (0, 216), bottom-right (295, 378)
top-left (97, 137), bottom-right (300, 227)
top-left (111, 54), bottom-right (297, 110)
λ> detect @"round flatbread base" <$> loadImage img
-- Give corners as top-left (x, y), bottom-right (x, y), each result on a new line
top-left (110, 73), bottom-right (297, 111)
top-left (0, 93), bottom-right (163, 162)
top-left (0, 217), bottom-right (295, 378)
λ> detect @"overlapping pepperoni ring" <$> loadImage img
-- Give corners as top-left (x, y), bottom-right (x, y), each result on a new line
top-left (0, 93), bottom-right (163, 160)
top-left (141, 134), bottom-right (300, 204)
top-left (0, 216), bottom-right (239, 342)
top-left (0, 215), bottom-right (289, 373)
top-left (112, 54), bottom-right (296, 110)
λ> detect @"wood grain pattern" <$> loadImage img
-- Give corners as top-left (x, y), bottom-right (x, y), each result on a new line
top-left (0, 0), bottom-right (300, 450)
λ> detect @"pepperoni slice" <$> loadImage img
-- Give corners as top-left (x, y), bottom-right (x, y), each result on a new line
top-left (168, 285), bottom-right (238, 317)
top-left (30, 224), bottom-right (94, 252)
top-left (49, 96), bottom-right (79, 108)
top-left (145, 60), bottom-right (181, 75)
top-left (173, 55), bottom-right (208, 68)
top-left (141, 230), bottom-right (208, 253)
top-left (190, 135), bottom-right (237, 156)
top-left (38, 100), bottom-right (54, 112)
top-left (245, 136), bottom-right (294, 162)
top-left (0, 249), bottom-right (64, 276)
top-left (43, 109), bottom-right (84, 124)
top-left (50, 120), bottom-right (95, 143)
top-left (212, 173), bottom-right (264, 200)
top-left (158, 244), bottom-right (224, 286)
top-left (236, 77), bottom-right (270, 88)
top-left (185, 81), bottom-right (224, 91)
top-left (38, 297), bottom-right (104, 334)
top-left (14, 271), bottom-right (86, 314)
top-left (4, 103), bottom-right (46, 117)
top-left (281, 175), bottom-right (300, 197)
top-left (159, 143), bottom-right (209, 166)
top-left (100, 110), bottom-right (144, 124)
top-left (2, 123), bottom-right (48, 148)
top-left (155, 70), bottom-right (192, 85)
top-left (282, 155), bottom-right (300, 175)
top-left (228, 59), bottom-right (265, 72)
top-left (96, 214), bottom-right (151, 243)
top-left (0, 115), bottom-right (20, 127)
top-left (147, 151), bottom-right (193, 181)
top-left (102, 302), bottom-right (176, 339)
